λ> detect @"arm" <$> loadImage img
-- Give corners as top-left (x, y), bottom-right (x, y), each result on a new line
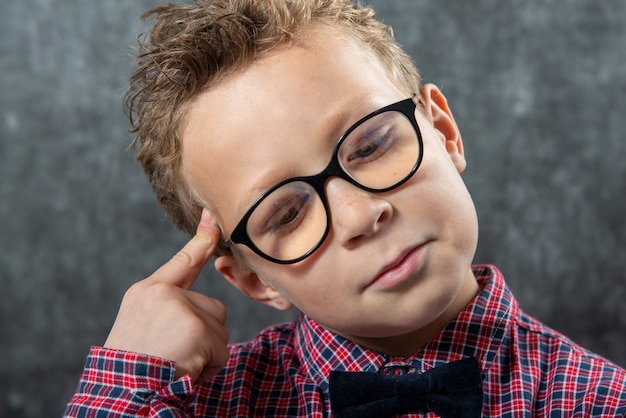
top-left (64, 209), bottom-right (228, 417)
top-left (63, 347), bottom-right (195, 417)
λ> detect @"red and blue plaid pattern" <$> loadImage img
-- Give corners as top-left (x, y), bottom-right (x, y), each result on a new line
top-left (64, 265), bottom-right (626, 417)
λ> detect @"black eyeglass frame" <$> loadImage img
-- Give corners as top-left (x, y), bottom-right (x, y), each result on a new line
top-left (224, 97), bottom-right (424, 264)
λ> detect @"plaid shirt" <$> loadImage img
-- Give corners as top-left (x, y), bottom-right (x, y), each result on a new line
top-left (65, 265), bottom-right (626, 417)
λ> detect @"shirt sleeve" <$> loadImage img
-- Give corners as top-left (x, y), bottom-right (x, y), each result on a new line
top-left (63, 346), bottom-right (196, 417)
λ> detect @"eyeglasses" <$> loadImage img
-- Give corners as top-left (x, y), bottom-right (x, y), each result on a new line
top-left (224, 98), bottom-right (423, 264)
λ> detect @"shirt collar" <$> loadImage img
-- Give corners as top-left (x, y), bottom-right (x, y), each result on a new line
top-left (294, 264), bottom-right (517, 389)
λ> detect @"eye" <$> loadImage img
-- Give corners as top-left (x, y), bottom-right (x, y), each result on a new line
top-left (345, 129), bottom-right (393, 163)
top-left (278, 206), bottom-right (298, 225)
top-left (348, 132), bottom-right (389, 161)
top-left (265, 192), bottom-right (310, 235)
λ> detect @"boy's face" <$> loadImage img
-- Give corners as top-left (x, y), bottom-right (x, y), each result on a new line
top-left (182, 26), bottom-right (479, 353)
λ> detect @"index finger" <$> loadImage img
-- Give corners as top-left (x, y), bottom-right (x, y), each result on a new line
top-left (150, 208), bottom-right (221, 289)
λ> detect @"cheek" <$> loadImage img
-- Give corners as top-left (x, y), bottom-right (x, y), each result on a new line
top-left (450, 185), bottom-right (479, 248)
top-left (434, 176), bottom-right (479, 257)
top-left (259, 257), bottom-right (350, 317)
top-left (405, 152), bottom-right (479, 247)
top-left (249, 258), bottom-right (332, 303)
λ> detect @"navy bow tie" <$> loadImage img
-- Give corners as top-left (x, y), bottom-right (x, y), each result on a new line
top-left (329, 357), bottom-right (483, 418)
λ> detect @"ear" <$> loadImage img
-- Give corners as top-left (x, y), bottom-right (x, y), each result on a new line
top-left (419, 84), bottom-right (467, 173)
top-left (214, 256), bottom-right (294, 311)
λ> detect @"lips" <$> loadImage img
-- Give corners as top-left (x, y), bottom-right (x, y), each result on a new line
top-left (365, 242), bottom-right (429, 290)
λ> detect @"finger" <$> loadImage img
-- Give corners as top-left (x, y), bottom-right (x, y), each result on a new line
top-left (197, 342), bottom-right (230, 383)
top-left (151, 208), bottom-right (221, 289)
top-left (185, 290), bottom-right (228, 323)
top-left (185, 291), bottom-right (230, 344)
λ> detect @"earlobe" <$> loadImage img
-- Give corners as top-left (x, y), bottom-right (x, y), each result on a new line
top-left (214, 256), bottom-right (294, 311)
top-left (419, 84), bottom-right (467, 173)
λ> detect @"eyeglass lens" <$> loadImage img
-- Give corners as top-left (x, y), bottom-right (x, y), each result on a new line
top-left (244, 105), bottom-right (420, 262)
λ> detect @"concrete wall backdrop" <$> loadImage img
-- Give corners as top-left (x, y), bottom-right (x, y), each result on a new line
top-left (1, 1), bottom-right (624, 416)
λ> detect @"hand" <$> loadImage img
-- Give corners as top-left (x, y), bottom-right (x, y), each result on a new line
top-left (104, 209), bottom-right (229, 382)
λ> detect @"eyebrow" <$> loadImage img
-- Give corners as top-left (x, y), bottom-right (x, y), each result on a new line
top-left (236, 170), bottom-right (285, 216)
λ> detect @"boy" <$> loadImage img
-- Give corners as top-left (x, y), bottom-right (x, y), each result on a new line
top-left (65, 0), bottom-right (626, 416)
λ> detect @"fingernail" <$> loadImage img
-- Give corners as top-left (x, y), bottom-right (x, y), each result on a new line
top-left (200, 208), bottom-right (212, 226)
top-left (199, 208), bottom-right (220, 233)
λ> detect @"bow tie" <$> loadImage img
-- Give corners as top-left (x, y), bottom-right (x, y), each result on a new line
top-left (329, 357), bottom-right (483, 418)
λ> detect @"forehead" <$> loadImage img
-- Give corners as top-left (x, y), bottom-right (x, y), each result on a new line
top-left (181, 26), bottom-right (405, 230)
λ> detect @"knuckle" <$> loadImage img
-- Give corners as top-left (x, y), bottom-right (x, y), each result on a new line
top-left (125, 280), bottom-right (178, 305)
top-left (150, 281), bottom-right (176, 299)
top-left (172, 248), bottom-right (198, 268)
top-left (195, 232), bottom-right (216, 248)
top-left (210, 298), bottom-right (228, 321)
top-left (203, 298), bottom-right (228, 325)
top-left (176, 315), bottom-right (212, 346)
top-left (124, 280), bottom-right (149, 301)
top-left (184, 315), bottom-right (207, 336)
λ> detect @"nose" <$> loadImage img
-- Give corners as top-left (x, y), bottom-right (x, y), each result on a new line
top-left (325, 178), bottom-right (393, 248)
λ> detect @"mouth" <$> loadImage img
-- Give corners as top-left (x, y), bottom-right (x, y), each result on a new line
top-left (365, 241), bottom-right (430, 291)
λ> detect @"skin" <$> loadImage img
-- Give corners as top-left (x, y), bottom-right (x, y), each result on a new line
top-left (105, 26), bottom-right (480, 382)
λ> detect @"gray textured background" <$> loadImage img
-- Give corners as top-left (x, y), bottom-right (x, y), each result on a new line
top-left (1, 1), bottom-right (625, 416)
